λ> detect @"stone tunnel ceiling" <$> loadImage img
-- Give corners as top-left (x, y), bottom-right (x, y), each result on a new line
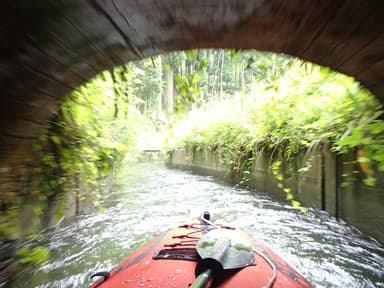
top-left (0, 0), bottom-right (383, 192)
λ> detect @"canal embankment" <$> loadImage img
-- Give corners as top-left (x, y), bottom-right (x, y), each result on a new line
top-left (168, 147), bottom-right (384, 244)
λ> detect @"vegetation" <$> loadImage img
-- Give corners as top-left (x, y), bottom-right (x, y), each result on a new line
top-left (0, 56), bottom-right (168, 265)
top-left (2, 49), bottom-right (384, 266)
top-left (16, 246), bottom-right (50, 265)
top-left (167, 50), bottom-right (384, 207)
top-left (32, 61), bottom-right (166, 225)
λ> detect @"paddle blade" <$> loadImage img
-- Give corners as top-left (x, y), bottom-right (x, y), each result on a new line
top-left (196, 228), bottom-right (255, 270)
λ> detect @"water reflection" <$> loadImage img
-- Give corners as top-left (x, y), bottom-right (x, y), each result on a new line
top-left (8, 162), bottom-right (384, 288)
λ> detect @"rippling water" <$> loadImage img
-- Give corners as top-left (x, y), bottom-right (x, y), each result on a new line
top-left (7, 162), bottom-right (384, 287)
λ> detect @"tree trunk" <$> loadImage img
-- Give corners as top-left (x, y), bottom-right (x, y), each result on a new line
top-left (122, 65), bottom-right (131, 119)
top-left (219, 50), bottom-right (224, 99)
top-left (110, 69), bottom-right (119, 119)
top-left (164, 68), bottom-right (174, 113)
top-left (157, 56), bottom-right (163, 120)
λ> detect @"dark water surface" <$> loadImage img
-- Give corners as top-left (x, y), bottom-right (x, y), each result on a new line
top-left (8, 162), bottom-right (384, 287)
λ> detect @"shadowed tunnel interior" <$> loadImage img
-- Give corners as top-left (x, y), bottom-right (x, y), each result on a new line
top-left (0, 0), bottom-right (383, 212)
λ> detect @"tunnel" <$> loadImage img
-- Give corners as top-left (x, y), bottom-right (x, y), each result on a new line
top-left (0, 0), bottom-right (383, 217)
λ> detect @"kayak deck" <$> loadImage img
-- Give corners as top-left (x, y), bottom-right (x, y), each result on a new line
top-left (89, 217), bottom-right (314, 287)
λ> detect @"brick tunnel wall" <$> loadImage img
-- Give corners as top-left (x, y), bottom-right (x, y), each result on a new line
top-left (0, 0), bottom-right (383, 232)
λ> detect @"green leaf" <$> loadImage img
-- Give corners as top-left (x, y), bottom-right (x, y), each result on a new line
top-left (199, 59), bottom-right (207, 70)
top-left (50, 135), bottom-right (61, 145)
top-left (336, 127), bottom-right (364, 148)
top-left (286, 193), bottom-right (294, 200)
top-left (291, 200), bottom-right (301, 208)
top-left (17, 246), bottom-right (50, 265)
top-left (283, 188), bottom-right (291, 193)
top-left (363, 176), bottom-right (376, 186)
top-left (187, 50), bottom-right (197, 60)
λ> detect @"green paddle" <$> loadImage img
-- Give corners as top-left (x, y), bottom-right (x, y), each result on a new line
top-left (190, 228), bottom-right (256, 288)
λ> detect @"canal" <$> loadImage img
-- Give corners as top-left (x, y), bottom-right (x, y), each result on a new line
top-left (7, 162), bottom-right (384, 287)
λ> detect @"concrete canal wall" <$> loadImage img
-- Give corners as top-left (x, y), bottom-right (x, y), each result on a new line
top-left (168, 148), bottom-right (384, 244)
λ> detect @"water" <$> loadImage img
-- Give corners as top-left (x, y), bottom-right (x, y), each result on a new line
top-left (7, 162), bottom-right (384, 287)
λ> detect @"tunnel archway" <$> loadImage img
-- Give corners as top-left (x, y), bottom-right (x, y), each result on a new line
top-left (0, 0), bottom-right (383, 206)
